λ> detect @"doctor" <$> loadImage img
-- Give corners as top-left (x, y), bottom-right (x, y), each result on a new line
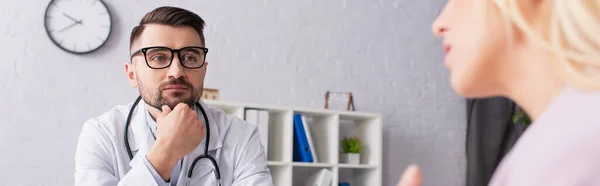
top-left (74, 6), bottom-right (274, 186)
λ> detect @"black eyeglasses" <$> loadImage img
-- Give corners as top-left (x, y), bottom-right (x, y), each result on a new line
top-left (130, 46), bottom-right (209, 69)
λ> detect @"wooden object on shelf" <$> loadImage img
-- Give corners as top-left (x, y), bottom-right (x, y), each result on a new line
top-left (201, 88), bottom-right (220, 100)
top-left (324, 91), bottom-right (355, 111)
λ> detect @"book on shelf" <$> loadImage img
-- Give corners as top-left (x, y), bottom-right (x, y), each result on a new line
top-left (293, 113), bottom-right (317, 162)
top-left (244, 108), bottom-right (269, 157)
top-left (301, 115), bottom-right (318, 162)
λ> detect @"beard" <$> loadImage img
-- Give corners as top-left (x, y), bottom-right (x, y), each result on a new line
top-left (138, 77), bottom-right (203, 111)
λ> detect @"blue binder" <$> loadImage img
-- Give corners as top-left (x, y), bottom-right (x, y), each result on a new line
top-left (293, 113), bottom-right (314, 162)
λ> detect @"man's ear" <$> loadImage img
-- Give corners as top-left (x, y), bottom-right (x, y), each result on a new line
top-left (125, 62), bottom-right (138, 88)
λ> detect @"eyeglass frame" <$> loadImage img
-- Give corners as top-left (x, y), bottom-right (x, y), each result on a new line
top-left (129, 46), bottom-right (209, 69)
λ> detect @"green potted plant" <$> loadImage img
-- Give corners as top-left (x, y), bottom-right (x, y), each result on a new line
top-left (341, 137), bottom-right (362, 164)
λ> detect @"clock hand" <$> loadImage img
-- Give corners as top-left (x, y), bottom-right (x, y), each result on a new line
top-left (58, 22), bottom-right (80, 33)
top-left (62, 13), bottom-right (83, 25)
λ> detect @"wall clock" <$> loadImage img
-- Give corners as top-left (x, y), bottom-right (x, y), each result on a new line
top-left (44, 0), bottom-right (112, 54)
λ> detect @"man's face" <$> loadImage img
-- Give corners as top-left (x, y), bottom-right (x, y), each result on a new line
top-left (126, 24), bottom-right (207, 110)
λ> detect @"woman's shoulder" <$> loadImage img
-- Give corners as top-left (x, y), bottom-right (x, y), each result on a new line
top-left (489, 86), bottom-right (600, 186)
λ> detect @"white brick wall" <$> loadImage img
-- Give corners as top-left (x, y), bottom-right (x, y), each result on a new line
top-left (0, 0), bottom-right (466, 185)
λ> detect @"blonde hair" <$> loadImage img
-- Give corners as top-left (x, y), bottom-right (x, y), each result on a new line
top-left (493, 0), bottom-right (600, 90)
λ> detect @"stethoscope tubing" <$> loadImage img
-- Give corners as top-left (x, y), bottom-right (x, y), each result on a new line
top-left (124, 96), bottom-right (221, 181)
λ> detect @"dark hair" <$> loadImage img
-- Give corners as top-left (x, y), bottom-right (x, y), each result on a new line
top-left (129, 6), bottom-right (206, 49)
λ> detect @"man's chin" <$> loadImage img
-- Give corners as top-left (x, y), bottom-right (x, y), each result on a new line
top-left (164, 99), bottom-right (189, 106)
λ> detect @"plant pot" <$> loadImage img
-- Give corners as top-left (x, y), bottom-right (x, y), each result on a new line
top-left (341, 153), bottom-right (360, 164)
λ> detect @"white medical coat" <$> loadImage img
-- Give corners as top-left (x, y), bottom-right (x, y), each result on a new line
top-left (74, 100), bottom-right (274, 186)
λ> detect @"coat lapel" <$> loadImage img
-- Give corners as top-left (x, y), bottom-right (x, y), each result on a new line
top-left (127, 101), bottom-right (154, 168)
top-left (199, 100), bottom-right (223, 152)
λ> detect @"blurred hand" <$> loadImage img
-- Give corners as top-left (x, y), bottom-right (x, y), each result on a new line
top-left (396, 164), bottom-right (422, 186)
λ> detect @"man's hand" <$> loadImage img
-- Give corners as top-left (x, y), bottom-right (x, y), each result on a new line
top-left (146, 103), bottom-right (206, 181)
top-left (396, 164), bottom-right (422, 186)
top-left (154, 103), bottom-right (206, 158)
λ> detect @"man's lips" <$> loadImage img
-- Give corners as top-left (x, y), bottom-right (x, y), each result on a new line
top-left (163, 85), bottom-right (188, 90)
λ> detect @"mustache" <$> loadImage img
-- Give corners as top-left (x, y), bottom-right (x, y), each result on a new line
top-left (159, 77), bottom-right (194, 90)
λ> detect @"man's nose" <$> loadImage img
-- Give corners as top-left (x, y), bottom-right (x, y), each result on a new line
top-left (166, 55), bottom-right (185, 79)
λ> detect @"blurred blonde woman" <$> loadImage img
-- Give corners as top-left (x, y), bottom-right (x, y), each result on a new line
top-left (397, 0), bottom-right (600, 185)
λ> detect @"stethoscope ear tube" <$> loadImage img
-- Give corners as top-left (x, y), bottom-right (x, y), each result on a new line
top-left (124, 96), bottom-right (143, 160)
top-left (124, 95), bottom-right (221, 182)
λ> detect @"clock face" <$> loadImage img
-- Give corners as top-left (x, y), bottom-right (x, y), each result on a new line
top-left (44, 0), bottom-right (112, 54)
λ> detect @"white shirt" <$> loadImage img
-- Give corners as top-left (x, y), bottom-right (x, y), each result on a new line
top-left (74, 99), bottom-right (274, 186)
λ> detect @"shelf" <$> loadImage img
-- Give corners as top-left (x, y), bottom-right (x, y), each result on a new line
top-left (203, 99), bottom-right (382, 186)
top-left (291, 162), bottom-right (334, 168)
top-left (203, 99), bottom-right (381, 118)
top-left (267, 161), bottom-right (288, 166)
top-left (203, 100), bottom-right (244, 118)
top-left (292, 166), bottom-right (335, 186)
top-left (264, 110), bottom-right (293, 163)
top-left (338, 117), bottom-right (382, 166)
top-left (292, 113), bottom-right (338, 164)
top-left (268, 165), bottom-right (292, 186)
top-left (338, 168), bottom-right (381, 186)
top-left (338, 164), bottom-right (378, 169)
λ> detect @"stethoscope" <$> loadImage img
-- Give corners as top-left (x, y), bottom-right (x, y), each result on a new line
top-left (124, 96), bottom-right (221, 186)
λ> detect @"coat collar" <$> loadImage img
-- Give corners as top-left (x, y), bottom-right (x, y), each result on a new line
top-left (127, 100), bottom-right (153, 168)
top-left (128, 99), bottom-right (223, 168)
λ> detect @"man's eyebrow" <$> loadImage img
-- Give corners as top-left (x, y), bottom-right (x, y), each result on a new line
top-left (183, 49), bottom-right (201, 54)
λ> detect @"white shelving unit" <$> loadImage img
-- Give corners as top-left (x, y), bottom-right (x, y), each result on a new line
top-left (204, 99), bottom-right (383, 186)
